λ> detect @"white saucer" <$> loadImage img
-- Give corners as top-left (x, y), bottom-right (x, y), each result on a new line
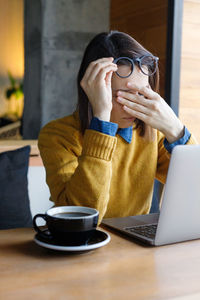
top-left (34, 229), bottom-right (111, 252)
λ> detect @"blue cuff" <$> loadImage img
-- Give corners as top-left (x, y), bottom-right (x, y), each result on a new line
top-left (164, 126), bottom-right (191, 153)
top-left (89, 117), bottom-right (118, 136)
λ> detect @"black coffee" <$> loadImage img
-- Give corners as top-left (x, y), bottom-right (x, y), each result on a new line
top-left (53, 212), bottom-right (91, 219)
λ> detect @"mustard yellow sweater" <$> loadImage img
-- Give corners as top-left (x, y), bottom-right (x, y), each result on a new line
top-left (38, 111), bottom-right (197, 223)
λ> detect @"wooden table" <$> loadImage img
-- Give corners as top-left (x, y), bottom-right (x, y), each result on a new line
top-left (1, 227), bottom-right (200, 300)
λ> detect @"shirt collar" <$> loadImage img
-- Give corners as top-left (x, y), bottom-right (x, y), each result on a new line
top-left (117, 126), bottom-right (133, 143)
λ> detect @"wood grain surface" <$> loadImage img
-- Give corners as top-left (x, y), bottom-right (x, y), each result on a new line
top-left (1, 227), bottom-right (200, 300)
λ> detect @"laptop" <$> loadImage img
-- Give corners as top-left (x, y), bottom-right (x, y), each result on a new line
top-left (102, 145), bottom-right (200, 246)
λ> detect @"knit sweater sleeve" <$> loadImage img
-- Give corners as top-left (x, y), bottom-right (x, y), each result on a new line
top-left (156, 130), bottom-right (198, 184)
top-left (38, 120), bottom-right (117, 223)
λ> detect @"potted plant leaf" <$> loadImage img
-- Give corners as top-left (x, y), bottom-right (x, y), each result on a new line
top-left (5, 71), bottom-right (24, 119)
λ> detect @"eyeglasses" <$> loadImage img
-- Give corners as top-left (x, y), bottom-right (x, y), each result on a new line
top-left (113, 55), bottom-right (159, 78)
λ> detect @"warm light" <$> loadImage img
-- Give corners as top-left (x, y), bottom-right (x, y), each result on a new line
top-left (0, 0), bottom-right (24, 79)
top-left (0, 0), bottom-right (24, 117)
top-left (179, 1), bottom-right (200, 143)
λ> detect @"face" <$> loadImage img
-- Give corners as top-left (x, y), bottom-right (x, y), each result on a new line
top-left (111, 66), bottom-right (149, 128)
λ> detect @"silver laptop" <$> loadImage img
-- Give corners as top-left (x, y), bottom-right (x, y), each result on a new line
top-left (102, 145), bottom-right (200, 246)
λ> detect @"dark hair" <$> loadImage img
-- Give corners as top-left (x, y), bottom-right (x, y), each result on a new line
top-left (76, 30), bottom-right (160, 135)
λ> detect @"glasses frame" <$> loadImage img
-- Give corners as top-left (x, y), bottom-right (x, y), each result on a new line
top-left (113, 55), bottom-right (159, 78)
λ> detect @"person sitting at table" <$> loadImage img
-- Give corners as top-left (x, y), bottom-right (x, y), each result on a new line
top-left (38, 30), bottom-right (197, 223)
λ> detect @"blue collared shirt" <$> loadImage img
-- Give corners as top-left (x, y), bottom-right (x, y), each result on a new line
top-left (89, 117), bottom-right (191, 153)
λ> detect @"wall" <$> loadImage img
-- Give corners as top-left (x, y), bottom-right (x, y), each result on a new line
top-left (110, 0), bottom-right (168, 98)
top-left (179, 0), bottom-right (200, 142)
top-left (23, 0), bottom-right (110, 138)
top-left (0, 0), bottom-right (24, 116)
top-left (23, 0), bottom-right (42, 139)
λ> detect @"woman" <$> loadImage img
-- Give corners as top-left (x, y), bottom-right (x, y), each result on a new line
top-left (38, 31), bottom-right (197, 223)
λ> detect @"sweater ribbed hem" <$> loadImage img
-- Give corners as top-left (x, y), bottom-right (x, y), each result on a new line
top-left (82, 130), bottom-right (117, 161)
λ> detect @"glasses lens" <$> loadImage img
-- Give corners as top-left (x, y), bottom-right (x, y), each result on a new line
top-left (140, 56), bottom-right (158, 76)
top-left (115, 58), bottom-right (133, 78)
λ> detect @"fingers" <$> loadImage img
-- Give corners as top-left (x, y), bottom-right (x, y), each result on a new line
top-left (127, 82), bottom-right (160, 101)
top-left (89, 61), bottom-right (117, 83)
top-left (117, 90), bottom-right (149, 107)
top-left (116, 87), bottom-right (161, 113)
top-left (117, 84), bottom-right (168, 129)
top-left (105, 70), bottom-right (114, 85)
top-left (117, 96), bottom-right (149, 115)
top-left (123, 105), bottom-right (148, 122)
top-left (83, 57), bottom-right (116, 83)
top-left (96, 65), bottom-right (117, 83)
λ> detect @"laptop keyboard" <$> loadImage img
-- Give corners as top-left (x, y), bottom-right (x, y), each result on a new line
top-left (124, 224), bottom-right (158, 239)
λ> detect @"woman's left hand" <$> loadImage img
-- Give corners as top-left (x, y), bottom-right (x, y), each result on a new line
top-left (116, 82), bottom-right (184, 143)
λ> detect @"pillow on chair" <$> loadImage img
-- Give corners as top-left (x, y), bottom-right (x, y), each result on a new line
top-left (0, 146), bottom-right (33, 229)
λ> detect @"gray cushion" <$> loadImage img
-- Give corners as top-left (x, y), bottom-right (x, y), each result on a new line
top-left (0, 146), bottom-right (33, 229)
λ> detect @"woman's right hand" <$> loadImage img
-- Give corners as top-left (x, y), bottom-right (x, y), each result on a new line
top-left (80, 57), bottom-right (117, 121)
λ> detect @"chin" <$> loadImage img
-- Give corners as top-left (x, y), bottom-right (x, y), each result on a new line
top-left (119, 117), bottom-right (136, 128)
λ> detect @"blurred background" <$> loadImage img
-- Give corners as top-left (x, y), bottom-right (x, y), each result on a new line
top-left (0, 0), bottom-right (199, 142)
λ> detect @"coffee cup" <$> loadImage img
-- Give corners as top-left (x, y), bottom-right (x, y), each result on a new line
top-left (33, 206), bottom-right (99, 245)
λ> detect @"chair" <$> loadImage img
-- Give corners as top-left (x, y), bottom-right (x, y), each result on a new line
top-left (28, 166), bottom-right (52, 225)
